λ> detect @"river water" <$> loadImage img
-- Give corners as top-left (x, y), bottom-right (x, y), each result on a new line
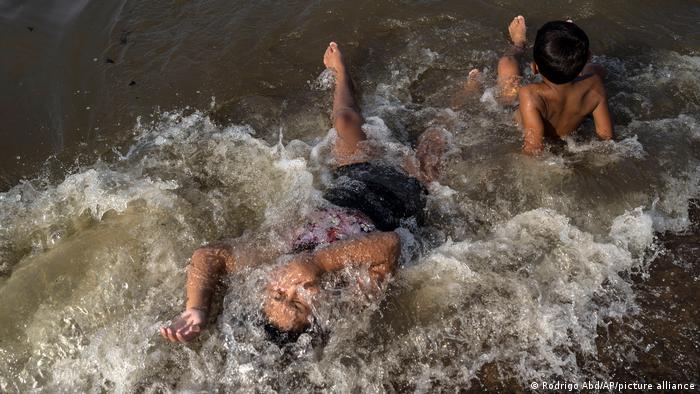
top-left (1, 0), bottom-right (698, 392)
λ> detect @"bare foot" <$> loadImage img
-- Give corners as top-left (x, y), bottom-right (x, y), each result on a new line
top-left (160, 308), bottom-right (207, 343)
top-left (508, 15), bottom-right (527, 48)
top-left (466, 68), bottom-right (482, 92)
top-left (323, 42), bottom-right (346, 75)
top-left (450, 68), bottom-right (482, 109)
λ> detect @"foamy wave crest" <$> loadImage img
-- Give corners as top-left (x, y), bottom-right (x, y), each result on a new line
top-left (1, 23), bottom-right (699, 391)
top-left (182, 207), bottom-right (654, 391)
top-left (0, 110), bottom-right (326, 392)
top-left (0, 167), bottom-right (178, 274)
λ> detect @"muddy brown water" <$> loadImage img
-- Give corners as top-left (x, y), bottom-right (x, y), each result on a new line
top-left (1, 0), bottom-right (699, 392)
top-left (2, 0), bottom-right (699, 188)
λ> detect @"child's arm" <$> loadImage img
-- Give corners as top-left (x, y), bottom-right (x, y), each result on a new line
top-left (313, 231), bottom-right (400, 283)
top-left (518, 87), bottom-right (545, 155)
top-left (161, 244), bottom-right (236, 343)
top-left (591, 80), bottom-right (613, 140)
top-left (161, 241), bottom-right (269, 343)
top-left (183, 245), bottom-right (237, 312)
top-left (265, 232), bottom-right (400, 308)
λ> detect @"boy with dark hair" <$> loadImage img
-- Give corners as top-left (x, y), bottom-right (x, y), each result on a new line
top-left (490, 16), bottom-right (613, 154)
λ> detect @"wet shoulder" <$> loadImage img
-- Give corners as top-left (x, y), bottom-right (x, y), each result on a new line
top-left (518, 83), bottom-right (547, 109)
top-left (577, 73), bottom-right (607, 100)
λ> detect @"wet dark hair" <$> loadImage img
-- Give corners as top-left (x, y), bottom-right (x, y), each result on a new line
top-left (533, 21), bottom-right (590, 84)
top-left (264, 323), bottom-right (303, 346)
top-left (263, 320), bottom-right (328, 349)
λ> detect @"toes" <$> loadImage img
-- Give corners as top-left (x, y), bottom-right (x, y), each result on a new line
top-left (510, 16), bottom-right (523, 28)
top-left (468, 69), bottom-right (481, 78)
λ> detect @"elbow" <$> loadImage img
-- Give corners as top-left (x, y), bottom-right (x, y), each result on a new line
top-left (190, 246), bottom-right (227, 274)
top-left (368, 232), bottom-right (400, 282)
top-left (387, 232), bottom-right (400, 266)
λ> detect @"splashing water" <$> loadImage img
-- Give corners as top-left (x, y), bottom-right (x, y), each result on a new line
top-left (1, 18), bottom-right (699, 393)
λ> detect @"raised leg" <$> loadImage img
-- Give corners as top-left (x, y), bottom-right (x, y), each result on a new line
top-left (323, 42), bottom-right (367, 165)
top-left (497, 15), bottom-right (527, 105)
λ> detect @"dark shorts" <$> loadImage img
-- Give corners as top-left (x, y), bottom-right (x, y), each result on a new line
top-left (323, 162), bottom-right (427, 231)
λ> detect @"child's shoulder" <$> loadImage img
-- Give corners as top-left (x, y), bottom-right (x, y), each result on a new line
top-left (577, 73), bottom-right (607, 98)
top-left (518, 82), bottom-right (547, 105)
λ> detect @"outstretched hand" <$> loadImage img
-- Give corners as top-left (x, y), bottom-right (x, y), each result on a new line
top-left (160, 308), bottom-right (207, 343)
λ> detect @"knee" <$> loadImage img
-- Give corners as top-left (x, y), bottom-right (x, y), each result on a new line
top-left (498, 79), bottom-right (520, 105)
top-left (497, 56), bottom-right (519, 74)
top-left (334, 108), bottom-right (362, 131)
top-left (499, 92), bottom-right (518, 107)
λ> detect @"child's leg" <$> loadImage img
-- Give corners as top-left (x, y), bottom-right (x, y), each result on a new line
top-left (497, 15), bottom-right (527, 105)
top-left (323, 42), bottom-right (367, 165)
top-left (415, 127), bottom-right (450, 183)
top-left (400, 127), bottom-right (451, 184)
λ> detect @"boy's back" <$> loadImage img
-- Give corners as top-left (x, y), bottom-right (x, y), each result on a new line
top-left (519, 66), bottom-right (612, 149)
top-left (493, 17), bottom-right (613, 154)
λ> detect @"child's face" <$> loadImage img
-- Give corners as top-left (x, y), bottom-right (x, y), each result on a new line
top-left (262, 261), bottom-right (320, 333)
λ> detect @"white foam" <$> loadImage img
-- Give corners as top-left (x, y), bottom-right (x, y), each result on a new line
top-left (1, 38), bottom-right (700, 393)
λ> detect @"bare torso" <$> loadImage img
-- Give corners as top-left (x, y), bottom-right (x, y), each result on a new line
top-left (521, 73), bottom-right (606, 139)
